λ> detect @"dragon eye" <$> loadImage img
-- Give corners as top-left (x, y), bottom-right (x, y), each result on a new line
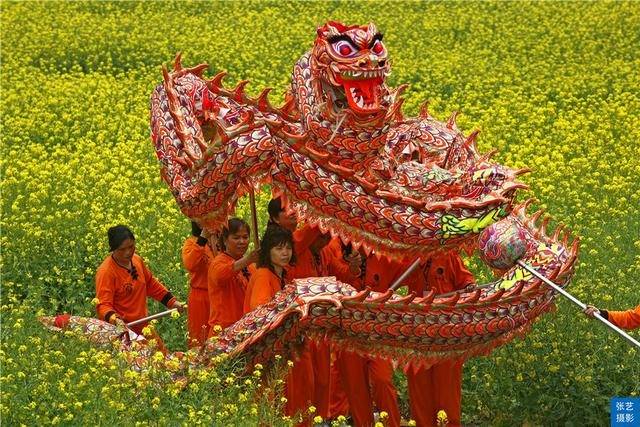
top-left (372, 40), bottom-right (385, 55)
top-left (333, 40), bottom-right (357, 57)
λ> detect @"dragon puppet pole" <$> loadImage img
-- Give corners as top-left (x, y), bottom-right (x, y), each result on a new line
top-left (247, 185), bottom-right (260, 249)
top-left (126, 309), bottom-right (178, 328)
top-left (390, 258), bottom-right (422, 291)
top-left (517, 260), bottom-right (640, 350)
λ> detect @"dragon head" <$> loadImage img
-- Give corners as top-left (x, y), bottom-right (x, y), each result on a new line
top-left (312, 21), bottom-right (392, 118)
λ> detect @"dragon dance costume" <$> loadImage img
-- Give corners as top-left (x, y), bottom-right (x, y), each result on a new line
top-left (41, 20), bottom-right (582, 426)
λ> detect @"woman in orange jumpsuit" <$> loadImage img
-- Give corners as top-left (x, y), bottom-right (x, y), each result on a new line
top-left (584, 304), bottom-right (640, 329)
top-left (95, 225), bottom-right (185, 350)
top-left (406, 251), bottom-right (475, 427)
top-left (208, 218), bottom-right (257, 335)
top-left (244, 226), bottom-right (314, 421)
top-left (182, 221), bottom-right (216, 347)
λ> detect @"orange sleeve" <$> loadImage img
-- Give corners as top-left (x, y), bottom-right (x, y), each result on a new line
top-left (95, 265), bottom-right (117, 321)
top-left (607, 305), bottom-right (640, 330)
top-left (209, 255), bottom-right (236, 285)
top-left (246, 269), bottom-right (278, 312)
top-left (448, 252), bottom-right (475, 290)
top-left (140, 258), bottom-right (175, 306)
top-left (325, 250), bottom-right (357, 283)
top-left (182, 237), bottom-right (207, 272)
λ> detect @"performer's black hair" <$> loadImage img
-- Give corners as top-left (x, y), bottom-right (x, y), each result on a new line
top-left (108, 225), bottom-right (135, 251)
top-left (258, 225), bottom-right (296, 272)
top-left (191, 221), bottom-right (202, 237)
top-left (219, 218), bottom-right (250, 251)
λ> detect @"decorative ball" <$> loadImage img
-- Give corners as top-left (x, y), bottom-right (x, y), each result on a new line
top-left (478, 219), bottom-right (528, 271)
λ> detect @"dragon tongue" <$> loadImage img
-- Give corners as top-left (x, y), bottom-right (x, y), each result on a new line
top-left (342, 78), bottom-right (382, 112)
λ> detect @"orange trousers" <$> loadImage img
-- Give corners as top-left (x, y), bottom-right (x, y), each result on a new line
top-left (187, 288), bottom-right (210, 348)
top-left (338, 351), bottom-right (400, 427)
top-left (407, 360), bottom-right (463, 427)
top-left (285, 343), bottom-right (315, 425)
top-left (310, 341), bottom-right (349, 418)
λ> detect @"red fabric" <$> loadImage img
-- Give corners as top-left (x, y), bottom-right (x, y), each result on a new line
top-left (338, 351), bottom-right (401, 427)
top-left (244, 266), bottom-right (314, 422)
top-left (608, 305), bottom-right (640, 330)
top-left (407, 360), bottom-right (463, 427)
top-left (95, 254), bottom-right (175, 325)
top-left (54, 314), bottom-right (71, 329)
top-left (182, 236), bottom-right (214, 347)
top-left (407, 251), bottom-right (474, 427)
top-left (287, 228), bottom-right (353, 418)
top-left (338, 255), bottom-right (403, 427)
top-left (208, 253), bottom-right (255, 334)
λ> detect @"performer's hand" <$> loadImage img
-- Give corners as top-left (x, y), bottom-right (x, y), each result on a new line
top-left (584, 305), bottom-right (600, 318)
top-left (345, 251), bottom-right (362, 275)
top-left (246, 249), bottom-right (259, 265)
top-left (171, 300), bottom-right (186, 314)
top-left (112, 316), bottom-right (127, 334)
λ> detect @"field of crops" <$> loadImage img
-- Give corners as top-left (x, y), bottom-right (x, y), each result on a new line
top-left (2, 1), bottom-right (639, 425)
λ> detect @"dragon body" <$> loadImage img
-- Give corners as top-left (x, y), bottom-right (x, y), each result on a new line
top-left (43, 22), bottom-right (579, 373)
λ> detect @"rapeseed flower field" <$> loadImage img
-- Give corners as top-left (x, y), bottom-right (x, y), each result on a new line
top-left (1, 1), bottom-right (639, 425)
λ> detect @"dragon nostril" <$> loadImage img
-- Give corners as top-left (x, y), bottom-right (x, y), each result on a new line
top-left (378, 60), bottom-right (386, 67)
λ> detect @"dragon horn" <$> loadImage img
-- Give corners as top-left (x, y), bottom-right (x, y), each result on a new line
top-left (342, 288), bottom-right (372, 303)
top-left (255, 87), bottom-right (274, 110)
top-left (464, 130), bottom-right (480, 152)
top-left (514, 167), bottom-right (532, 176)
top-left (207, 70), bottom-right (228, 91)
top-left (232, 80), bottom-right (250, 102)
top-left (446, 111), bottom-right (459, 131)
top-left (552, 223), bottom-right (565, 241)
top-left (538, 215), bottom-right (551, 238)
top-left (419, 100), bottom-right (431, 118)
top-left (478, 148), bottom-right (498, 163)
top-left (173, 52), bottom-right (183, 72)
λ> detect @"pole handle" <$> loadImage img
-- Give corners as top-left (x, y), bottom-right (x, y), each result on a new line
top-left (126, 308), bottom-right (177, 328)
top-left (517, 260), bottom-right (640, 350)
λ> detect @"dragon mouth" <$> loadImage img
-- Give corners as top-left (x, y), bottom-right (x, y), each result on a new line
top-left (336, 70), bottom-right (385, 113)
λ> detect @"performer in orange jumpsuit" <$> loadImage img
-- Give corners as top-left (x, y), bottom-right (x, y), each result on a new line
top-left (406, 251), bottom-right (475, 427)
top-left (244, 226), bottom-right (314, 422)
top-left (95, 225), bottom-right (185, 351)
top-left (288, 224), bottom-right (360, 420)
top-left (337, 249), bottom-right (410, 427)
top-left (208, 218), bottom-right (257, 335)
top-left (182, 221), bottom-right (216, 347)
top-left (584, 304), bottom-right (640, 329)
top-left (267, 197), bottom-right (298, 232)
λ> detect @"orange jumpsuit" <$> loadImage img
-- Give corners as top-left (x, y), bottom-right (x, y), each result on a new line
top-left (245, 267), bottom-right (314, 422)
top-left (337, 255), bottom-right (411, 427)
top-left (605, 305), bottom-right (640, 330)
top-left (182, 236), bottom-right (214, 347)
top-left (287, 225), bottom-right (352, 419)
top-left (406, 251), bottom-right (475, 427)
top-left (95, 254), bottom-right (175, 350)
top-left (208, 252), bottom-right (255, 335)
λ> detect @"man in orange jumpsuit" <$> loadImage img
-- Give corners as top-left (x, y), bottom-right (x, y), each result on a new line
top-left (584, 304), bottom-right (640, 330)
top-left (182, 221), bottom-right (216, 347)
top-left (287, 223), bottom-right (361, 420)
top-left (337, 250), bottom-right (411, 427)
top-left (406, 250), bottom-right (475, 427)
